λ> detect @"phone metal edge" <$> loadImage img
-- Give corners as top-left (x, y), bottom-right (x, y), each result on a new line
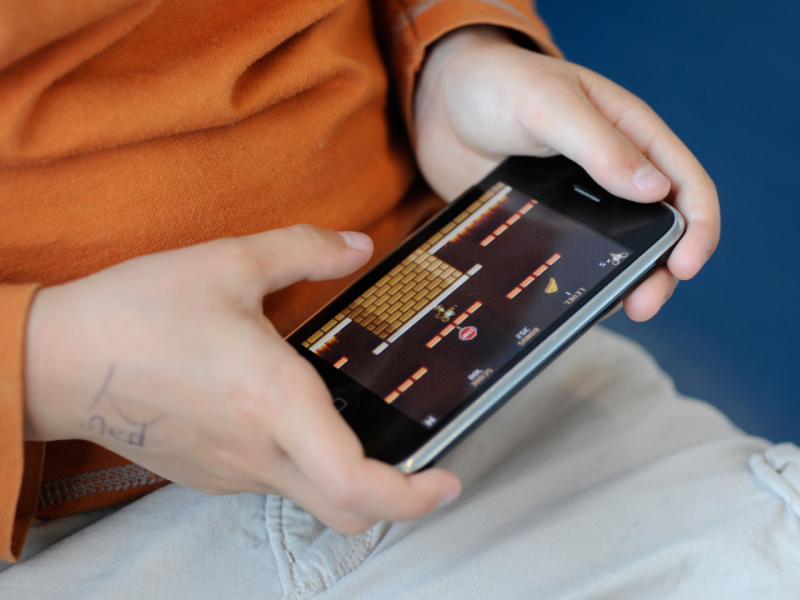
top-left (396, 203), bottom-right (686, 473)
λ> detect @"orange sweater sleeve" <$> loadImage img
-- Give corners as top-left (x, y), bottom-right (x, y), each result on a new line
top-left (0, 285), bottom-right (43, 563)
top-left (0, 0), bottom-right (159, 564)
top-left (373, 0), bottom-right (562, 140)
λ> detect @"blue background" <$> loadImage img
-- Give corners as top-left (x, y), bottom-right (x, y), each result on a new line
top-left (537, 1), bottom-right (800, 443)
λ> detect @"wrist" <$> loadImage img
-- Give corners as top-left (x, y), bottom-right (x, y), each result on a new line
top-left (415, 25), bottom-right (512, 142)
top-left (24, 286), bottom-right (82, 441)
top-left (422, 25), bottom-right (511, 79)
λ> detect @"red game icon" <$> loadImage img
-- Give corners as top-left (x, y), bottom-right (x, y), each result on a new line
top-left (459, 326), bottom-right (477, 341)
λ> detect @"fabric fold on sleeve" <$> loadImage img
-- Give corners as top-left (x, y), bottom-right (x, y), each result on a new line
top-left (374, 0), bottom-right (562, 142)
top-left (0, 0), bottom-right (159, 70)
top-left (0, 0), bottom-right (161, 164)
top-left (0, 284), bottom-right (45, 563)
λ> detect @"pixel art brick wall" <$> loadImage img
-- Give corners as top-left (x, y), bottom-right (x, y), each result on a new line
top-left (340, 249), bottom-right (463, 339)
top-left (303, 182), bottom-right (508, 347)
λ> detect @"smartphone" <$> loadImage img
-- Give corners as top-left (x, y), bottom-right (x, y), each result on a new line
top-left (287, 155), bottom-right (684, 472)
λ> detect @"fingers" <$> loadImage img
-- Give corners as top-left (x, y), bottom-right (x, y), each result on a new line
top-left (666, 204), bottom-right (717, 280)
top-left (270, 360), bottom-right (461, 529)
top-left (623, 266), bottom-right (679, 322)
top-left (211, 224), bottom-right (454, 528)
top-left (515, 58), bottom-right (719, 289)
top-left (286, 462), bottom-right (460, 535)
top-left (221, 225), bottom-right (374, 297)
top-left (574, 65), bottom-right (720, 281)
top-left (517, 59), bottom-right (670, 204)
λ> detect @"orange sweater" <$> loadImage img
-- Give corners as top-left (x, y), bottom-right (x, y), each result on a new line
top-left (0, 0), bottom-right (556, 562)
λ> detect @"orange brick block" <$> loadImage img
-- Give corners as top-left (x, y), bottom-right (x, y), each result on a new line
top-left (453, 313), bottom-right (469, 325)
top-left (493, 224), bottom-right (508, 236)
top-left (547, 253), bottom-right (561, 265)
top-left (518, 202), bottom-right (534, 215)
top-left (398, 379), bottom-right (414, 393)
top-left (506, 214), bottom-right (520, 225)
top-left (385, 391), bottom-right (400, 403)
top-left (333, 357), bottom-right (348, 369)
top-left (480, 235), bottom-right (495, 247)
top-left (440, 324), bottom-right (456, 337)
top-left (412, 367), bottom-right (428, 380)
top-left (533, 265), bottom-right (548, 277)
top-left (520, 275), bottom-right (535, 288)
top-left (467, 301), bottom-right (482, 313)
top-left (507, 287), bottom-right (522, 299)
top-left (426, 336), bottom-right (442, 348)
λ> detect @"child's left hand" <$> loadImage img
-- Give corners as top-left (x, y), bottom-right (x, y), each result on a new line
top-left (414, 26), bottom-right (719, 322)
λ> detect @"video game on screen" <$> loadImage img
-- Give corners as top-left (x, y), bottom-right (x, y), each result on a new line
top-left (303, 182), bottom-right (630, 427)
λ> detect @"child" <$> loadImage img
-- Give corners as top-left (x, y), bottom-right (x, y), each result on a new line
top-left (10, 5), bottom-right (783, 600)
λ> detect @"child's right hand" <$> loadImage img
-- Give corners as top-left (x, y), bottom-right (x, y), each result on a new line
top-left (24, 225), bottom-right (461, 534)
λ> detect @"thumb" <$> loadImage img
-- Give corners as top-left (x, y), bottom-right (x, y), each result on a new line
top-left (523, 65), bottom-right (671, 203)
top-left (237, 224), bottom-right (373, 295)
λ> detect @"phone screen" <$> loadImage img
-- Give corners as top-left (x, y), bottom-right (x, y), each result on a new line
top-left (300, 181), bottom-right (631, 428)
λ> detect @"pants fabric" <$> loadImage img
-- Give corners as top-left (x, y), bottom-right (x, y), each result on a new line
top-left (2, 327), bottom-right (799, 599)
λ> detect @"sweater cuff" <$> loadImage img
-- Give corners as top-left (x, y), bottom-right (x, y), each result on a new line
top-left (376, 0), bottom-right (562, 142)
top-left (0, 284), bottom-right (45, 563)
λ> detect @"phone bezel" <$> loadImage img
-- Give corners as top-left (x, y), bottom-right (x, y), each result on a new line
top-left (287, 156), bottom-right (684, 471)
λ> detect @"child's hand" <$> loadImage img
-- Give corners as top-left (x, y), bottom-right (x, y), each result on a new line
top-left (24, 225), bottom-right (461, 533)
top-left (414, 26), bottom-right (719, 322)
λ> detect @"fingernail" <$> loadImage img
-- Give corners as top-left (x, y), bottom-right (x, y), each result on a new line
top-left (701, 252), bottom-right (710, 266)
top-left (632, 161), bottom-right (668, 193)
top-left (339, 231), bottom-right (371, 251)
top-left (437, 485), bottom-right (461, 508)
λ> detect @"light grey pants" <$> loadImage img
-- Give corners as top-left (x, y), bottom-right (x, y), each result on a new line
top-left (2, 327), bottom-right (799, 599)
